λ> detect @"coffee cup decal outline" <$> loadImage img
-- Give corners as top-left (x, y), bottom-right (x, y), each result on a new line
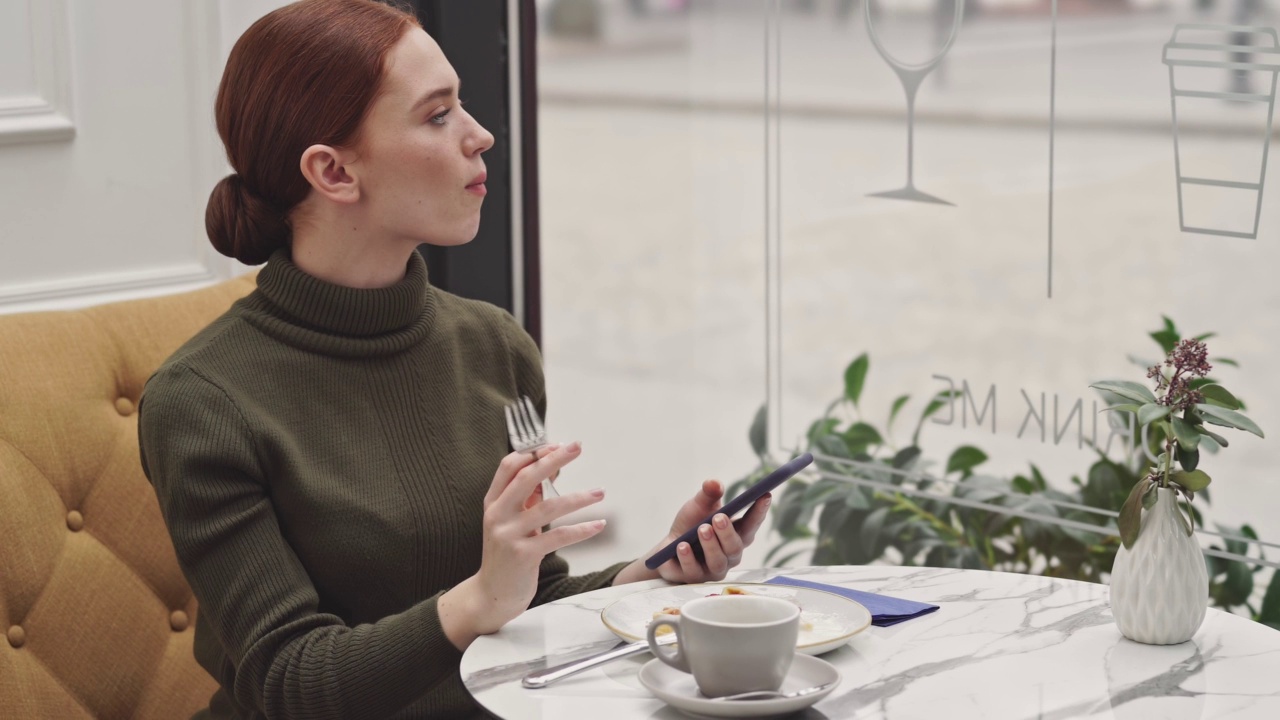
top-left (1163, 24), bottom-right (1280, 240)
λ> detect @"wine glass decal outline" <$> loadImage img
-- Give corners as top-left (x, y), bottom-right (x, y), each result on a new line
top-left (865, 0), bottom-right (966, 206)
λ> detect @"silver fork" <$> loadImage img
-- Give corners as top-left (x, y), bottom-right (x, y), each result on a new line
top-left (504, 395), bottom-right (560, 498)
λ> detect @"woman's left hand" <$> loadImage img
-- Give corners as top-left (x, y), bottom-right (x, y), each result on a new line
top-left (615, 480), bottom-right (771, 586)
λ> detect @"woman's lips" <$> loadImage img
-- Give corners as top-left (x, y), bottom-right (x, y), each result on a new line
top-left (467, 171), bottom-right (487, 196)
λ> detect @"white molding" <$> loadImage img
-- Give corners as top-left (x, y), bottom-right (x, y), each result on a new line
top-left (0, 0), bottom-right (74, 145)
top-left (0, 263), bottom-right (219, 313)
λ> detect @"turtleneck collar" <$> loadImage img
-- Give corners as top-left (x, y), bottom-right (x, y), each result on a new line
top-left (239, 247), bottom-right (438, 357)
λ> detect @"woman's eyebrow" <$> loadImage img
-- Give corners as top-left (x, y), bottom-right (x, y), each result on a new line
top-left (410, 81), bottom-right (460, 111)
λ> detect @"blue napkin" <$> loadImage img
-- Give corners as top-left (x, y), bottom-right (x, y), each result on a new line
top-left (766, 575), bottom-right (939, 627)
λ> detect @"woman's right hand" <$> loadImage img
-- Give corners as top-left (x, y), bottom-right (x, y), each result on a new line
top-left (440, 442), bottom-right (606, 646)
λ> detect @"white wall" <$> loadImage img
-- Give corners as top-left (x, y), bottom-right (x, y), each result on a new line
top-left (0, 0), bottom-right (287, 316)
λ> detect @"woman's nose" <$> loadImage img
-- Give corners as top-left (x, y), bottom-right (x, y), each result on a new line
top-left (466, 118), bottom-right (495, 157)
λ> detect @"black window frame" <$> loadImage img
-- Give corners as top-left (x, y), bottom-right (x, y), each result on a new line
top-left (407, 0), bottom-right (543, 346)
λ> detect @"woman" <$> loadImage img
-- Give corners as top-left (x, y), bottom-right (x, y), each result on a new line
top-left (137, 1), bottom-right (771, 718)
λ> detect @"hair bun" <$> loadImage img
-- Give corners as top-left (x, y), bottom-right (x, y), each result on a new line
top-left (205, 173), bottom-right (290, 266)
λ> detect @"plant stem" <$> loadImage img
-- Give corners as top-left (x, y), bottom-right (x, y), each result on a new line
top-left (879, 492), bottom-right (964, 542)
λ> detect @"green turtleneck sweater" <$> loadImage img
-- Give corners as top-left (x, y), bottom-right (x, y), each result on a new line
top-left (138, 248), bottom-right (627, 720)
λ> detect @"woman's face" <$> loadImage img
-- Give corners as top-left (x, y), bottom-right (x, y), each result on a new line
top-left (352, 28), bottom-right (494, 247)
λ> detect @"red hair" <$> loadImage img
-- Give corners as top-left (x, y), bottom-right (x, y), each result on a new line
top-left (206, 0), bottom-right (419, 265)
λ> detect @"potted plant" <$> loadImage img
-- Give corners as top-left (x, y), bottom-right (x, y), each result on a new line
top-left (1092, 338), bottom-right (1264, 644)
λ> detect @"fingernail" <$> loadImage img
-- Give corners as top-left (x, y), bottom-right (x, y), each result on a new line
top-left (714, 515), bottom-right (728, 529)
top-left (594, 519), bottom-right (608, 530)
top-left (762, 496), bottom-right (772, 508)
top-left (566, 441), bottom-right (582, 453)
top-left (679, 543), bottom-right (691, 554)
top-left (699, 525), bottom-right (712, 539)
top-left (590, 488), bottom-right (605, 499)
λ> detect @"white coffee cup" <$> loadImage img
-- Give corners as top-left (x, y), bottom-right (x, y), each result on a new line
top-left (645, 594), bottom-right (800, 698)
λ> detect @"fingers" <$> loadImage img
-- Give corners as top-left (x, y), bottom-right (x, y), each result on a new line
top-left (697, 521), bottom-right (731, 578)
top-left (499, 442), bottom-right (582, 513)
top-left (536, 518), bottom-right (608, 555)
top-left (485, 449), bottom-right (544, 507)
top-left (732, 493), bottom-right (772, 548)
top-left (710, 512), bottom-right (744, 566)
top-left (524, 487), bottom-right (606, 532)
top-left (674, 539), bottom-right (705, 580)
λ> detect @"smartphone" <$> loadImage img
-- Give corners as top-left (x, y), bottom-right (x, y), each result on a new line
top-left (644, 452), bottom-right (814, 570)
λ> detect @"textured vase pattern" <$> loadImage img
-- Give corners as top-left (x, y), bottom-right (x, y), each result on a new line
top-left (1110, 487), bottom-right (1209, 644)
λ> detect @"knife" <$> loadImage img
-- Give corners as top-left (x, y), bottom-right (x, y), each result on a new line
top-left (522, 635), bottom-right (675, 689)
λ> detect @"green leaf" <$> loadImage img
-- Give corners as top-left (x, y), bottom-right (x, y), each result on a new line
top-left (803, 479), bottom-right (847, 505)
top-left (843, 422), bottom-right (883, 456)
top-left (1162, 316), bottom-right (1177, 334)
top-left (1118, 478), bottom-right (1150, 549)
top-left (1199, 384), bottom-right (1242, 410)
top-left (888, 394), bottom-right (911, 429)
top-left (891, 446), bottom-right (922, 470)
top-left (859, 506), bottom-right (890, 552)
top-left (1151, 328), bottom-right (1180, 355)
top-left (817, 502), bottom-right (854, 537)
top-left (1195, 404), bottom-right (1265, 439)
top-left (1083, 460), bottom-right (1124, 510)
top-left (1141, 483), bottom-right (1158, 510)
top-left (1215, 357), bottom-right (1240, 368)
top-left (1259, 569), bottom-right (1280, 627)
top-left (844, 354), bottom-right (869, 407)
top-left (1171, 416), bottom-right (1201, 450)
top-left (1193, 331), bottom-right (1217, 343)
top-left (1200, 427), bottom-right (1230, 448)
top-left (1222, 560), bottom-right (1254, 606)
top-left (806, 417), bottom-right (840, 446)
top-left (1090, 380), bottom-right (1158, 405)
top-left (1173, 469), bottom-right (1212, 492)
top-left (749, 404), bottom-right (768, 457)
top-left (1138, 403), bottom-right (1171, 426)
top-left (1176, 444), bottom-right (1200, 472)
top-left (1101, 403), bottom-right (1142, 415)
top-left (946, 446), bottom-right (989, 477)
top-left (843, 486), bottom-right (871, 510)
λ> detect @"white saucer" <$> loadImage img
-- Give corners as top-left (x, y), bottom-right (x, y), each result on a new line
top-left (602, 581), bottom-right (872, 656)
top-left (638, 653), bottom-right (841, 718)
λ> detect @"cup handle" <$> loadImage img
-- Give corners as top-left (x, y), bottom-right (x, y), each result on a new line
top-left (646, 616), bottom-right (689, 673)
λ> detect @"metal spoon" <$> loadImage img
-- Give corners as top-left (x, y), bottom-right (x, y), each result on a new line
top-left (708, 680), bottom-right (836, 702)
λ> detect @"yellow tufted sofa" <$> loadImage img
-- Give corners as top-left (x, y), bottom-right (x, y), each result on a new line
top-left (1, 274), bottom-right (257, 719)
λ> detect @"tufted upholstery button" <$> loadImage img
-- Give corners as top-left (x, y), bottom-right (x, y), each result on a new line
top-left (66, 510), bottom-right (84, 532)
top-left (169, 610), bottom-right (189, 632)
top-left (114, 397), bottom-right (135, 416)
top-left (7, 625), bottom-right (25, 649)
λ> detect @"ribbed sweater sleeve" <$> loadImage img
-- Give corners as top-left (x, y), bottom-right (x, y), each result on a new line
top-left (139, 363), bottom-right (460, 720)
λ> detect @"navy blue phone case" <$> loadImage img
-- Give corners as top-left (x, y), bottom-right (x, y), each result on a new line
top-left (643, 452), bottom-right (814, 570)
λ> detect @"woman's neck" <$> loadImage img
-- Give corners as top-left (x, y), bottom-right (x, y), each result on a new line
top-left (290, 216), bottom-right (417, 290)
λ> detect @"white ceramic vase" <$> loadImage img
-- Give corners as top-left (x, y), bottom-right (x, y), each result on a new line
top-left (1110, 487), bottom-right (1208, 644)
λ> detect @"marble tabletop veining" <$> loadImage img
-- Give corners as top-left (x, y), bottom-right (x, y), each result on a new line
top-left (460, 566), bottom-right (1280, 719)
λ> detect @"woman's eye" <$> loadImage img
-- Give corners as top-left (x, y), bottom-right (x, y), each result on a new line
top-left (429, 108), bottom-right (451, 126)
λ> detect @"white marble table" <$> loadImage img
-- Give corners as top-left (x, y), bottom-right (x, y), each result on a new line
top-left (461, 566), bottom-right (1280, 719)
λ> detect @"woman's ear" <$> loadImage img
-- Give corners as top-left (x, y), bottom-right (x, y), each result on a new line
top-left (300, 144), bottom-right (360, 204)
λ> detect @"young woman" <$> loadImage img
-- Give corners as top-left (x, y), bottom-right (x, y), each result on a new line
top-left (137, 2), bottom-right (771, 718)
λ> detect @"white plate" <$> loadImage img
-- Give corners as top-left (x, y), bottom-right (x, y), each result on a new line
top-left (600, 581), bottom-right (871, 656)
top-left (638, 652), bottom-right (841, 718)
